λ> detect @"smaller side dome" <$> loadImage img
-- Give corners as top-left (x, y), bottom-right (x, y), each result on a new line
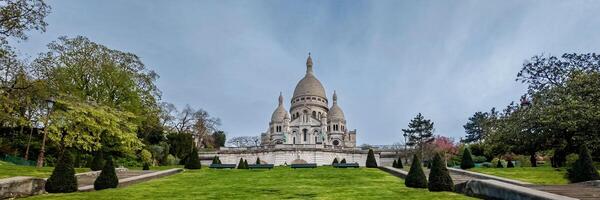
top-left (271, 92), bottom-right (288, 122)
top-left (328, 91), bottom-right (345, 121)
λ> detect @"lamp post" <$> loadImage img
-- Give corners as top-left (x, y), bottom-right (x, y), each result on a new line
top-left (36, 97), bottom-right (55, 168)
top-left (403, 133), bottom-right (408, 164)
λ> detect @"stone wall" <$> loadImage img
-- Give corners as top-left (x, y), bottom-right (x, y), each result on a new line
top-left (200, 149), bottom-right (379, 167)
top-left (0, 176), bottom-right (45, 199)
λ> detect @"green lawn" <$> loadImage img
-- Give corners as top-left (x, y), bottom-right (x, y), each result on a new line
top-left (0, 161), bottom-right (89, 179)
top-left (28, 167), bottom-right (476, 200)
top-left (469, 166), bottom-right (570, 185)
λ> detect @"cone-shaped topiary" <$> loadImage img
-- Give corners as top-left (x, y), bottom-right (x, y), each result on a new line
top-left (567, 145), bottom-right (600, 183)
top-left (94, 156), bottom-right (118, 190)
top-left (217, 156), bottom-right (222, 164)
top-left (393, 160), bottom-right (398, 168)
top-left (143, 163), bottom-right (150, 170)
top-left (237, 158), bottom-right (245, 169)
top-left (45, 151), bottom-right (78, 193)
top-left (341, 158), bottom-right (346, 164)
top-left (507, 159), bottom-right (514, 168)
top-left (460, 148), bottom-right (475, 169)
top-left (243, 159), bottom-right (249, 169)
top-left (332, 158), bottom-right (339, 165)
top-left (406, 154), bottom-right (428, 188)
top-left (398, 159), bottom-right (404, 169)
top-left (90, 151), bottom-right (104, 171)
top-left (427, 160), bottom-right (432, 169)
top-left (428, 153), bottom-right (454, 192)
top-left (211, 156), bottom-right (218, 164)
top-left (496, 159), bottom-right (503, 168)
top-left (366, 149), bottom-right (377, 168)
top-left (256, 157), bottom-right (261, 164)
top-left (184, 148), bottom-right (201, 169)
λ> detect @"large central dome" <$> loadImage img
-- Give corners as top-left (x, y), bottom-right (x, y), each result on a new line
top-left (292, 54), bottom-right (327, 99)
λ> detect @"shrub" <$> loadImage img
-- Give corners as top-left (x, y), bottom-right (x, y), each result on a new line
top-left (212, 156), bottom-right (219, 165)
top-left (332, 158), bottom-right (339, 165)
top-left (165, 154), bottom-right (180, 166)
top-left (460, 148), bottom-right (475, 169)
top-left (184, 148), bottom-right (201, 169)
top-left (243, 159), bottom-right (248, 169)
top-left (516, 155), bottom-right (531, 167)
top-left (496, 159), bottom-right (504, 168)
top-left (472, 156), bottom-right (488, 163)
top-left (237, 158), bottom-right (245, 169)
top-left (216, 156), bottom-right (221, 164)
top-left (94, 156), bottom-right (119, 190)
top-left (507, 159), bottom-right (514, 168)
top-left (143, 163), bottom-right (150, 170)
top-left (393, 160), bottom-right (398, 168)
top-left (366, 149), bottom-right (377, 168)
top-left (256, 157), bottom-right (261, 164)
top-left (397, 159), bottom-right (404, 169)
top-left (340, 158), bottom-right (346, 164)
top-left (45, 151), bottom-right (78, 193)
top-left (567, 145), bottom-right (600, 183)
top-left (405, 154), bottom-right (428, 188)
top-left (90, 151), bottom-right (104, 171)
top-left (565, 153), bottom-right (579, 167)
top-left (481, 162), bottom-right (492, 168)
top-left (140, 149), bottom-right (152, 166)
top-left (428, 153), bottom-right (454, 192)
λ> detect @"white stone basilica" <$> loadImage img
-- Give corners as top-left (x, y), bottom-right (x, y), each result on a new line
top-left (261, 54), bottom-right (357, 148)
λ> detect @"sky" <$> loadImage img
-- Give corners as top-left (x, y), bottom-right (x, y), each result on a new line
top-left (10, 0), bottom-right (600, 145)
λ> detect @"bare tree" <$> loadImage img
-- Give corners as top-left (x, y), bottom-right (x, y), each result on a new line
top-left (227, 136), bottom-right (260, 148)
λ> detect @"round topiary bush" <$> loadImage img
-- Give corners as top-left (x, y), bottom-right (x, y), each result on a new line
top-left (567, 145), bottom-right (600, 183)
top-left (428, 153), bottom-right (454, 192)
top-left (405, 154), bottom-right (428, 188)
top-left (45, 151), bottom-right (78, 193)
top-left (90, 151), bottom-right (104, 171)
top-left (332, 158), bottom-right (339, 165)
top-left (366, 149), bottom-right (377, 168)
top-left (184, 148), bottom-right (201, 169)
top-left (460, 148), bottom-right (475, 169)
top-left (94, 156), bottom-right (118, 190)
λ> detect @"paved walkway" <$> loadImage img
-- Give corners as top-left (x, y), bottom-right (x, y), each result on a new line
top-left (76, 170), bottom-right (154, 188)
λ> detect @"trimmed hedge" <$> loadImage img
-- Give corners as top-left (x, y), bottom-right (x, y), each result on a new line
top-left (340, 158), bottom-right (346, 164)
top-left (94, 156), bottom-right (119, 190)
top-left (460, 148), bottom-right (475, 169)
top-left (428, 153), bottom-right (454, 192)
top-left (567, 145), bottom-right (600, 183)
top-left (45, 151), bottom-right (78, 193)
top-left (184, 148), bottom-right (201, 169)
top-left (90, 151), bottom-right (104, 171)
top-left (405, 154), bottom-right (427, 188)
top-left (366, 149), bottom-right (377, 168)
top-left (237, 158), bottom-right (245, 169)
top-left (332, 158), bottom-right (339, 165)
top-left (256, 157), bottom-right (261, 164)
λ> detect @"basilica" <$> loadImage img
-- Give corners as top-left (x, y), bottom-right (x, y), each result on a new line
top-left (261, 54), bottom-right (357, 148)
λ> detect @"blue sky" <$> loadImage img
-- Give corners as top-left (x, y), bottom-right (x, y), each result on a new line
top-left (11, 0), bottom-right (600, 145)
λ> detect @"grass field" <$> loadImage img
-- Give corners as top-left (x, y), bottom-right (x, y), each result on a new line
top-left (469, 166), bottom-right (570, 185)
top-left (0, 161), bottom-right (89, 179)
top-left (28, 167), bottom-right (476, 200)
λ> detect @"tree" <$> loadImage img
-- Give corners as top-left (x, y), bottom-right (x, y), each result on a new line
top-left (405, 154), bottom-right (427, 188)
top-left (227, 136), bottom-right (261, 147)
top-left (94, 156), bottom-right (118, 190)
top-left (184, 148), bottom-right (201, 169)
top-left (256, 157), bottom-right (261, 164)
top-left (243, 159), bottom-right (248, 169)
top-left (44, 151), bottom-right (77, 193)
top-left (567, 145), bottom-right (600, 183)
top-left (496, 160), bottom-right (503, 168)
top-left (0, 0), bottom-right (50, 41)
top-left (402, 113), bottom-right (435, 157)
top-left (340, 158), bottom-right (346, 164)
top-left (365, 149), bottom-right (377, 168)
top-left (213, 131), bottom-right (226, 148)
top-left (90, 151), bottom-right (104, 171)
top-left (462, 110), bottom-right (497, 143)
top-left (397, 158), bottom-right (404, 169)
top-left (460, 148), bottom-right (475, 169)
top-left (428, 153), bottom-right (454, 192)
top-left (392, 160), bottom-right (397, 168)
top-left (332, 158), bottom-right (338, 165)
top-left (237, 158), bottom-right (245, 169)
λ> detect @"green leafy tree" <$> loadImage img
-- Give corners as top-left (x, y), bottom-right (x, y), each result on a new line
top-left (366, 149), bottom-right (377, 168)
top-left (460, 148), bottom-right (475, 169)
top-left (402, 113), bottom-right (435, 156)
top-left (405, 154), bottom-right (427, 188)
top-left (184, 148), bottom-right (201, 169)
top-left (462, 110), bottom-right (497, 143)
top-left (45, 151), bottom-right (77, 193)
top-left (213, 131), bottom-right (226, 148)
top-left (567, 145), bottom-right (600, 183)
top-left (428, 153), bottom-right (454, 192)
top-left (94, 156), bottom-right (118, 190)
top-left (0, 0), bottom-right (50, 41)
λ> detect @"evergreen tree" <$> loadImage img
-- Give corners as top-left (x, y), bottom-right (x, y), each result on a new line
top-left (332, 158), bottom-right (339, 165)
top-left (90, 151), bottom-right (104, 171)
top-left (217, 156), bottom-right (221, 164)
top-left (366, 149), bottom-right (377, 168)
top-left (496, 160), bottom-right (504, 168)
top-left (567, 145), bottom-right (600, 183)
top-left (341, 158), bottom-right (346, 164)
top-left (256, 157), bottom-right (261, 164)
top-left (212, 156), bottom-right (218, 165)
top-left (428, 153), bottom-right (454, 192)
top-left (402, 113), bottom-right (435, 156)
top-left (507, 159), bottom-right (514, 168)
top-left (393, 160), bottom-right (398, 168)
top-left (405, 154), bottom-right (428, 188)
top-left (243, 159), bottom-right (249, 169)
top-left (184, 148), bottom-right (201, 169)
top-left (94, 156), bottom-right (119, 190)
top-left (45, 151), bottom-right (78, 193)
top-left (398, 159), bottom-right (404, 169)
top-left (237, 158), bottom-right (245, 169)
top-left (460, 148), bottom-right (475, 169)
top-left (142, 163), bottom-right (150, 170)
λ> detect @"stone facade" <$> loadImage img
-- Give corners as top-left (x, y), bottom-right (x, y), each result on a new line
top-left (261, 54), bottom-right (357, 148)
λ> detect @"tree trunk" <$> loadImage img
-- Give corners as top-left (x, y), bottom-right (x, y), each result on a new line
top-left (530, 152), bottom-right (537, 167)
top-left (24, 126), bottom-right (34, 160)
